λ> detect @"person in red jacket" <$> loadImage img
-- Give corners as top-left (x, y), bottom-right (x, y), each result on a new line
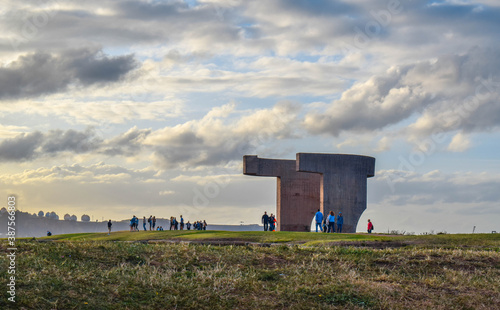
top-left (367, 219), bottom-right (374, 233)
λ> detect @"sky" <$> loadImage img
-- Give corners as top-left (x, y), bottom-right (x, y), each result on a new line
top-left (1, 0), bottom-right (499, 233)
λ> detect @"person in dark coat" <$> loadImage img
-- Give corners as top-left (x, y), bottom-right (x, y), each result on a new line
top-left (262, 212), bottom-right (269, 231)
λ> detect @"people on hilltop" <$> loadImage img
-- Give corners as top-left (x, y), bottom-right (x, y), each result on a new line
top-left (327, 211), bottom-right (335, 233)
top-left (108, 219), bottom-right (112, 235)
top-left (262, 211), bottom-right (269, 231)
top-left (315, 209), bottom-right (323, 232)
top-left (122, 215), bottom-right (206, 233)
top-left (130, 215), bottom-right (139, 231)
top-left (336, 212), bottom-right (343, 233)
top-left (367, 219), bottom-right (374, 234)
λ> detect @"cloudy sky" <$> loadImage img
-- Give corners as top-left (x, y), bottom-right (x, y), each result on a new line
top-left (1, 0), bottom-right (499, 233)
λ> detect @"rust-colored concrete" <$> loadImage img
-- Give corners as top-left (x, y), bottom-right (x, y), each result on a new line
top-left (296, 153), bottom-right (375, 233)
top-left (243, 155), bottom-right (320, 231)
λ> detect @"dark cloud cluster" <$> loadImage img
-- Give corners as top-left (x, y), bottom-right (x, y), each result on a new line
top-left (0, 48), bottom-right (137, 100)
top-left (0, 127), bottom-right (149, 162)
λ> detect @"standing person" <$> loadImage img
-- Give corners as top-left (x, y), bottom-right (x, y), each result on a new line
top-left (134, 215), bottom-right (139, 231)
top-left (269, 214), bottom-right (275, 231)
top-left (169, 217), bottom-right (174, 230)
top-left (107, 220), bottom-right (112, 235)
top-left (180, 215), bottom-right (184, 230)
top-left (174, 217), bottom-right (179, 230)
top-left (261, 211), bottom-right (270, 231)
top-left (186, 221), bottom-right (191, 230)
top-left (152, 216), bottom-right (156, 231)
top-left (129, 216), bottom-right (134, 231)
top-left (336, 212), bottom-right (343, 233)
top-left (315, 209), bottom-right (323, 232)
top-left (367, 219), bottom-right (374, 233)
top-left (203, 220), bottom-right (207, 231)
top-left (327, 211), bottom-right (335, 233)
top-left (148, 216), bottom-right (152, 231)
top-left (143, 217), bottom-right (147, 231)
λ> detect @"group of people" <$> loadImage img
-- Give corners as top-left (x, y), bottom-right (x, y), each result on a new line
top-left (169, 216), bottom-right (207, 231)
top-left (314, 209), bottom-right (344, 233)
top-left (123, 215), bottom-right (207, 232)
top-left (128, 215), bottom-right (160, 231)
top-left (314, 210), bottom-right (375, 233)
top-left (261, 211), bottom-right (277, 231)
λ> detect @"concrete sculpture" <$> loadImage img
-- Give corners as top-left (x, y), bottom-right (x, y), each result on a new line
top-left (243, 153), bottom-right (375, 233)
top-left (296, 153), bottom-right (375, 233)
top-left (243, 155), bottom-right (320, 231)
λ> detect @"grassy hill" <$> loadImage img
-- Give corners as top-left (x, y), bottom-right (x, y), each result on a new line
top-left (1, 231), bottom-right (499, 309)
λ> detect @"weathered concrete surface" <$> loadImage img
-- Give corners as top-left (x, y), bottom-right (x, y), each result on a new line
top-left (296, 153), bottom-right (375, 233)
top-left (243, 155), bottom-right (320, 231)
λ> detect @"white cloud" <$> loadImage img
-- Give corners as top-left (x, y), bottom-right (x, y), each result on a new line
top-left (447, 132), bottom-right (471, 152)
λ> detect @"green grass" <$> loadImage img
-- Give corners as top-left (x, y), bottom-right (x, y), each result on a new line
top-left (1, 232), bottom-right (499, 309)
top-left (33, 230), bottom-right (500, 249)
top-left (36, 230), bottom-right (393, 242)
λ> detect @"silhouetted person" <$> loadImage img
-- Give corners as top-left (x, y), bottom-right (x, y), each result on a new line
top-left (108, 220), bottom-right (112, 235)
top-left (262, 211), bottom-right (269, 231)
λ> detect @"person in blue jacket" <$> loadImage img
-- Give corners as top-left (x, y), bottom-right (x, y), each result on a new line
top-left (336, 212), bottom-right (344, 233)
top-left (314, 209), bottom-right (323, 232)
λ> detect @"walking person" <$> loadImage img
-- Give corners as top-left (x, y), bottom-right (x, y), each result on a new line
top-left (315, 209), bottom-right (323, 232)
top-left (327, 211), bottom-right (335, 233)
top-left (262, 211), bottom-right (270, 231)
top-left (107, 219), bottom-right (112, 235)
top-left (203, 220), bottom-right (207, 230)
top-left (367, 219), bottom-right (374, 233)
top-left (148, 215), bottom-right (152, 231)
top-left (180, 215), bottom-right (184, 230)
top-left (152, 216), bottom-right (156, 231)
top-left (336, 212), bottom-right (343, 233)
top-left (143, 216), bottom-right (147, 231)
